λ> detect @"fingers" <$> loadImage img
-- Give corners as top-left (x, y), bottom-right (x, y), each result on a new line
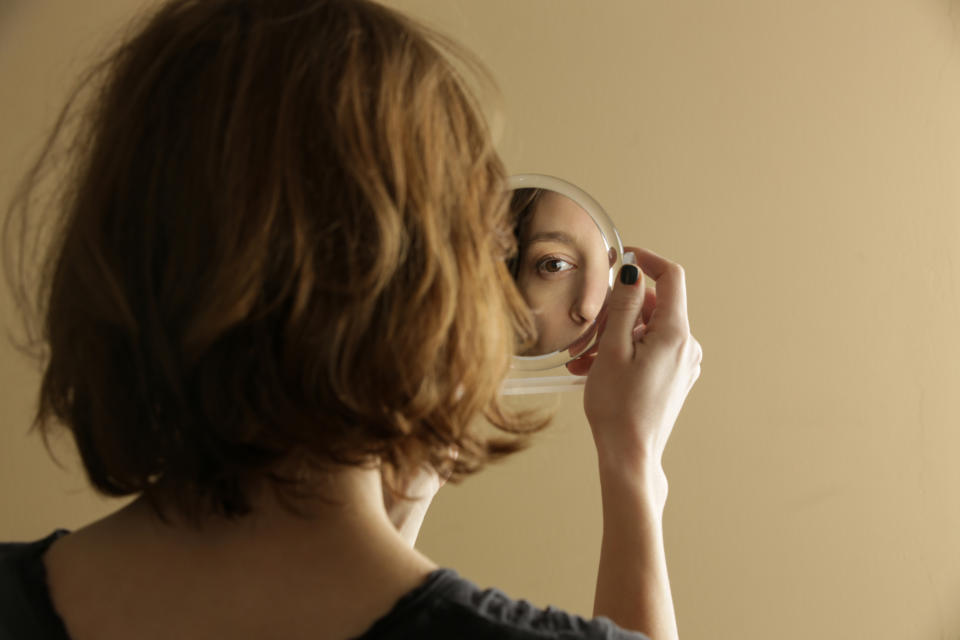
top-left (641, 286), bottom-right (656, 326)
top-left (565, 353), bottom-right (594, 376)
top-left (629, 247), bottom-right (689, 336)
top-left (598, 246), bottom-right (691, 360)
top-left (597, 254), bottom-right (647, 360)
top-left (438, 446), bottom-right (458, 487)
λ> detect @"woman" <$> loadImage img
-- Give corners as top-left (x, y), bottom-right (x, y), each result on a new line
top-left (508, 188), bottom-right (613, 357)
top-left (0, 1), bottom-right (702, 638)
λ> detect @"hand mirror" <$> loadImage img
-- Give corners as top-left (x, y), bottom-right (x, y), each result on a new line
top-left (503, 174), bottom-right (624, 394)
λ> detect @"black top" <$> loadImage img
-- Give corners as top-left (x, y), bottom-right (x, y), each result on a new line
top-left (0, 531), bottom-right (649, 640)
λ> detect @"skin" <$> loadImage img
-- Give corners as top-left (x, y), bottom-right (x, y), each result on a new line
top-left (43, 246), bottom-right (700, 640)
top-left (515, 191), bottom-right (611, 356)
top-left (44, 467), bottom-right (443, 640)
top-left (581, 246), bottom-right (701, 640)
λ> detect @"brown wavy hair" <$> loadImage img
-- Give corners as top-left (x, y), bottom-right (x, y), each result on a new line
top-left (3, 0), bottom-right (545, 521)
top-left (506, 188), bottom-right (544, 280)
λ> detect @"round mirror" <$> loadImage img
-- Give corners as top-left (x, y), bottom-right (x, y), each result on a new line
top-left (508, 174), bottom-right (624, 372)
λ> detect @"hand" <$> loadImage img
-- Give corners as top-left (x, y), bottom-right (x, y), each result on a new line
top-left (579, 247), bottom-right (702, 504)
top-left (381, 451), bottom-right (455, 547)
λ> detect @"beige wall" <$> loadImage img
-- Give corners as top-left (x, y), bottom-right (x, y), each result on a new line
top-left (3, 1), bottom-right (960, 638)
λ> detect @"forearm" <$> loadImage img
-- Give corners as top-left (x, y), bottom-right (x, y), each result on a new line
top-left (593, 457), bottom-right (678, 640)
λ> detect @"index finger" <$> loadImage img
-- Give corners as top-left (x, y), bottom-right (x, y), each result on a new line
top-left (625, 246), bottom-right (690, 335)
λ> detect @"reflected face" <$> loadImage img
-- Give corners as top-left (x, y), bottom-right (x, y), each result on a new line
top-left (513, 190), bottom-right (611, 356)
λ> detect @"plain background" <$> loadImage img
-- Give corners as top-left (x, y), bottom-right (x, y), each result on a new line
top-left (3, 1), bottom-right (960, 638)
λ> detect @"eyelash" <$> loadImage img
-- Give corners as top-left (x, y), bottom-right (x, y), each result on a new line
top-left (535, 255), bottom-right (577, 276)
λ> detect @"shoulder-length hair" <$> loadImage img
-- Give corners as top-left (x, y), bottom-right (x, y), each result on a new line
top-left (3, 0), bottom-right (545, 521)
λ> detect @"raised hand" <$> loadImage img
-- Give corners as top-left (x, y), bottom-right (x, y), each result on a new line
top-left (586, 247), bottom-right (700, 640)
top-left (582, 247), bottom-right (701, 489)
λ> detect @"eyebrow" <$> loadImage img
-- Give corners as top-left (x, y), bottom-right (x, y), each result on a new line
top-left (525, 230), bottom-right (576, 246)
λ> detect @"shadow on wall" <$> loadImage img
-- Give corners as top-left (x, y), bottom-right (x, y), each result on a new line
top-left (951, 0), bottom-right (960, 35)
top-left (0, 2), bottom-right (25, 40)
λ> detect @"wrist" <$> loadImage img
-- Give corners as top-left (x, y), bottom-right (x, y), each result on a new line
top-left (596, 451), bottom-right (668, 515)
top-left (596, 443), bottom-right (661, 483)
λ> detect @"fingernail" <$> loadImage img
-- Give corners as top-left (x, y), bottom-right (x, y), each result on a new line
top-left (620, 264), bottom-right (639, 285)
top-left (623, 251), bottom-right (637, 265)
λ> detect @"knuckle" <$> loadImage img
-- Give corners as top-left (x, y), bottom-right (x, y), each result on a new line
top-left (659, 329), bottom-right (684, 347)
top-left (607, 297), bottom-right (643, 316)
top-left (690, 338), bottom-right (703, 363)
top-left (662, 327), bottom-right (692, 349)
top-left (689, 367), bottom-right (701, 389)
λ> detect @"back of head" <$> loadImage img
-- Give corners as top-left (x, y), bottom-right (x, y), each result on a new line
top-left (4, 0), bottom-right (543, 521)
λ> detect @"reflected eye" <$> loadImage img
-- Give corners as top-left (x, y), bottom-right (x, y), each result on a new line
top-left (536, 256), bottom-right (576, 275)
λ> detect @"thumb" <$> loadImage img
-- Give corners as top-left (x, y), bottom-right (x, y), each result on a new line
top-left (598, 252), bottom-right (646, 360)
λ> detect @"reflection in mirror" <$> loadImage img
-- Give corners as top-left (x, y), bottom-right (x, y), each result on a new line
top-left (508, 188), bottom-right (613, 358)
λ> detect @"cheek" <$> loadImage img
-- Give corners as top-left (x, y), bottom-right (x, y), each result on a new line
top-left (517, 266), bottom-right (585, 325)
top-left (517, 274), bottom-right (555, 310)
top-left (546, 278), bottom-right (578, 311)
top-left (588, 263), bottom-right (611, 297)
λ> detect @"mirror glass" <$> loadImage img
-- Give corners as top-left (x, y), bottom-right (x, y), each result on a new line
top-left (507, 175), bottom-right (623, 372)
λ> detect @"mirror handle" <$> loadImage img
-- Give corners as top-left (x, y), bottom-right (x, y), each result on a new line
top-left (499, 376), bottom-right (585, 395)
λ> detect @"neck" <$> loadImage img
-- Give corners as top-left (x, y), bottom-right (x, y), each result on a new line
top-left (44, 465), bottom-right (441, 640)
top-left (108, 464), bottom-right (435, 573)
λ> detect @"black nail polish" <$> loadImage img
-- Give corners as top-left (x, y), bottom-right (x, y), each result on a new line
top-left (620, 264), bottom-right (639, 285)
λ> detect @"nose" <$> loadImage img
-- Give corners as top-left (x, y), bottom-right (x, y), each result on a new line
top-left (569, 279), bottom-right (606, 326)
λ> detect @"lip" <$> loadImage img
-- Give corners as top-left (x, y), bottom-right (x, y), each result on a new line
top-left (565, 328), bottom-right (595, 358)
